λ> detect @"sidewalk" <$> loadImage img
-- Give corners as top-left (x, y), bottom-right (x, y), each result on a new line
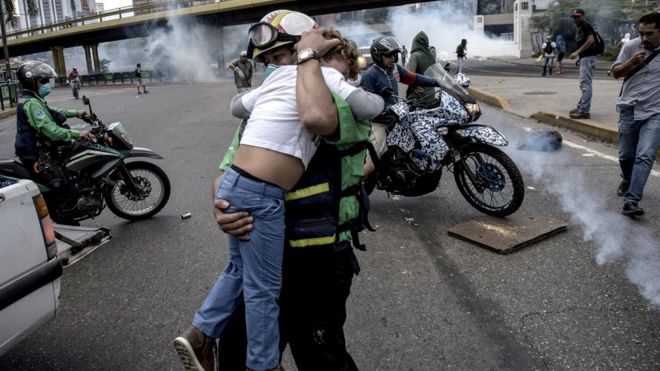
top-left (469, 73), bottom-right (660, 158)
top-left (487, 56), bottom-right (613, 72)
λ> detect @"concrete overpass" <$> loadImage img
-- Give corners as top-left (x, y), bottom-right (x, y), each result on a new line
top-left (2, 0), bottom-right (438, 75)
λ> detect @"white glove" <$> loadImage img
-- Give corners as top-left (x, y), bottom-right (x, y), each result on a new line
top-left (236, 69), bottom-right (245, 79)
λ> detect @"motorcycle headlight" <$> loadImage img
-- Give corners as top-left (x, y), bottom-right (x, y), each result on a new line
top-left (465, 103), bottom-right (481, 120)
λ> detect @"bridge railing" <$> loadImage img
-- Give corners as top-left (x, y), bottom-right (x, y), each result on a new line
top-left (6, 0), bottom-right (219, 40)
top-left (54, 70), bottom-right (161, 88)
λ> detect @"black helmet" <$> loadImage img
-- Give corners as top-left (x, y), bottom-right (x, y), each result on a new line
top-left (17, 61), bottom-right (57, 92)
top-left (370, 36), bottom-right (402, 67)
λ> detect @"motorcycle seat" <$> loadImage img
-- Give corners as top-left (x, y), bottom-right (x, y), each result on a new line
top-left (0, 159), bottom-right (32, 179)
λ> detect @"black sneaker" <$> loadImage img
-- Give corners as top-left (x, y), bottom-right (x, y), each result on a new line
top-left (616, 180), bottom-right (630, 197)
top-left (569, 111), bottom-right (590, 119)
top-left (622, 203), bottom-right (644, 217)
top-left (174, 327), bottom-right (217, 371)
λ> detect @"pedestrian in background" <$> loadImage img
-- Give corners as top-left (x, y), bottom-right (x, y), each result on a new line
top-left (401, 45), bottom-right (408, 66)
top-left (228, 51), bottom-right (253, 93)
top-left (568, 8), bottom-right (597, 119)
top-left (406, 31), bottom-right (437, 108)
top-left (456, 39), bottom-right (467, 73)
top-left (134, 63), bottom-right (148, 94)
top-left (541, 36), bottom-right (556, 76)
top-left (610, 12), bottom-right (660, 217)
top-left (555, 35), bottom-right (566, 74)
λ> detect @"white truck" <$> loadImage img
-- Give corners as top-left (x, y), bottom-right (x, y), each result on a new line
top-left (0, 178), bottom-right (109, 356)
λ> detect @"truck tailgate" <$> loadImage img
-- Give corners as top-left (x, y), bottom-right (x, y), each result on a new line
top-left (54, 224), bottom-right (111, 266)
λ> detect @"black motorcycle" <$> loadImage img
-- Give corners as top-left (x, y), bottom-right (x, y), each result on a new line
top-left (0, 96), bottom-right (171, 224)
top-left (368, 64), bottom-right (524, 217)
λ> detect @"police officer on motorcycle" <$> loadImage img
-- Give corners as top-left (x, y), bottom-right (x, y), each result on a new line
top-left (15, 61), bottom-right (92, 175)
top-left (14, 60), bottom-right (93, 220)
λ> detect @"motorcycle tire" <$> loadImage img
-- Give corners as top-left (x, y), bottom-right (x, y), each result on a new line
top-left (105, 161), bottom-right (171, 220)
top-left (453, 143), bottom-right (524, 217)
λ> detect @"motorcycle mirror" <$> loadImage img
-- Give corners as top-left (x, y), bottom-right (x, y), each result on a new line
top-left (82, 96), bottom-right (90, 105)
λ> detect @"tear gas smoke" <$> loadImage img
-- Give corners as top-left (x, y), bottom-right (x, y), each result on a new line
top-left (388, 0), bottom-right (515, 61)
top-left (509, 137), bottom-right (660, 308)
top-left (145, 17), bottom-right (221, 83)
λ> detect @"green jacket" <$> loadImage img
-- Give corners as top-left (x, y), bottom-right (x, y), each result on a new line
top-left (406, 31), bottom-right (437, 106)
top-left (24, 95), bottom-right (80, 144)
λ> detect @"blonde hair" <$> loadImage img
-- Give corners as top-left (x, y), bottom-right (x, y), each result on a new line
top-left (294, 28), bottom-right (361, 80)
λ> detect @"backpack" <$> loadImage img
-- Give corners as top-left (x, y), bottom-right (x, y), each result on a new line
top-left (592, 31), bottom-right (605, 55)
top-left (543, 42), bottom-right (554, 55)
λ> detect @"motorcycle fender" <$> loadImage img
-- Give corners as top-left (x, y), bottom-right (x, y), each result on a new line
top-left (122, 147), bottom-right (164, 160)
top-left (455, 125), bottom-right (508, 146)
top-left (92, 158), bottom-right (122, 178)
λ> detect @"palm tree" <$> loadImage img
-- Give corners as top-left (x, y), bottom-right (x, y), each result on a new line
top-left (1, 0), bottom-right (38, 74)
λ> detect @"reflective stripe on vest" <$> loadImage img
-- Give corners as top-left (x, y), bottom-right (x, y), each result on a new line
top-left (285, 182), bottom-right (330, 202)
top-left (289, 234), bottom-right (336, 248)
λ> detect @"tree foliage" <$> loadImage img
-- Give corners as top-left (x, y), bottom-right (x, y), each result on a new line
top-left (531, 0), bottom-right (632, 49)
top-left (2, 0), bottom-right (39, 27)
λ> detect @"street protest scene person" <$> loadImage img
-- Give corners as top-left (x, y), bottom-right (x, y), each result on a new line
top-left (568, 8), bottom-right (598, 119)
top-left (134, 63), bottom-right (148, 94)
top-left (456, 38), bottom-right (467, 73)
top-left (228, 50), bottom-right (253, 92)
top-left (555, 35), bottom-right (566, 74)
top-left (14, 61), bottom-right (92, 223)
top-left (174, 9), bottom-right (384, 371)
top-left (67, 67), bottom-right (81, 99)
top-left (360, 35), bottom-right (440, 177)
top-left (611, 12), bottom-right (660, 218)
top-left (541, 36), bottom-right (556, 76)
top-left (406, 31), bottom-right (438, 108)
top-left (401, 44), bottom-right (408, 66)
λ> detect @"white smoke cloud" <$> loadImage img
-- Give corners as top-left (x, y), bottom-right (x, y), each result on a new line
top-left (388, 1), bottom-right (516, 60)
top-left (145, 17), bottom-right (220, 82)
top-left (510, 140), bottom-right (660, 308)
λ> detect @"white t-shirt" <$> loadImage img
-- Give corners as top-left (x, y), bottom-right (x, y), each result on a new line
top-left (239, 65), bottom-right (357, 168)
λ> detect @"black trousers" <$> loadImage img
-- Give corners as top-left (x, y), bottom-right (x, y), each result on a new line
top-left (218, 247), bottom-right (361, 371)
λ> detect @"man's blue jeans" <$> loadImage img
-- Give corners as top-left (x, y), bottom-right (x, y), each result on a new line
top-left (457, 57), bottom-right (466, 73)
top-left (193, 167), bottom-right (285, 370)
top-left (577, 56), bottom-right (597, 113)
top-left (543, 56), bottom-right (554, 75)
top-left (618, 108), bottom-right (660, 205)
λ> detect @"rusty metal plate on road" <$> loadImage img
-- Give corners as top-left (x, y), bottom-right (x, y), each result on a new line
top-left (447, 215), bottom-right (567, 254)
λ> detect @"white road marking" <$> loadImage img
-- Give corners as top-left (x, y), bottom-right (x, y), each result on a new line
top-left (564, 139), bottom-right (660, 177)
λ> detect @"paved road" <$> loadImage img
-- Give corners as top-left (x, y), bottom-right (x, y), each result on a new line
top-left (0, 83), bottom-right (659, 370)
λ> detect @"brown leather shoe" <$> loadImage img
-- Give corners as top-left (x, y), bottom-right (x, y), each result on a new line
top-left (174, 327), bottom-right (217, 371)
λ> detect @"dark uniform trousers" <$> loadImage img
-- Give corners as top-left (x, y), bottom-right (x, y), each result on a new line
top-left (218, 246), bottom-right (361, 371)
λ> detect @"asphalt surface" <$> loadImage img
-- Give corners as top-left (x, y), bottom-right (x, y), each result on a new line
top-left (0, 81), bottom-right (659, 370)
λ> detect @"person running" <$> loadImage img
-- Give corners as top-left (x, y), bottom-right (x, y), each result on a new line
top-left (456, 38), bottom-right (467, 73)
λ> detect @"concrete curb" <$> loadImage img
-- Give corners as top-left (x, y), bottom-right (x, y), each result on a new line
top-left (530, 112), bottom-right (618, 143)
top-left (0, 108), bottom-right (17, 119)
top-left (469, 87), bottom-right (511, 110)
top-left (468, 86), bottom-right (660, 159)
top-left (531, 112), bottom-right (660, 159)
